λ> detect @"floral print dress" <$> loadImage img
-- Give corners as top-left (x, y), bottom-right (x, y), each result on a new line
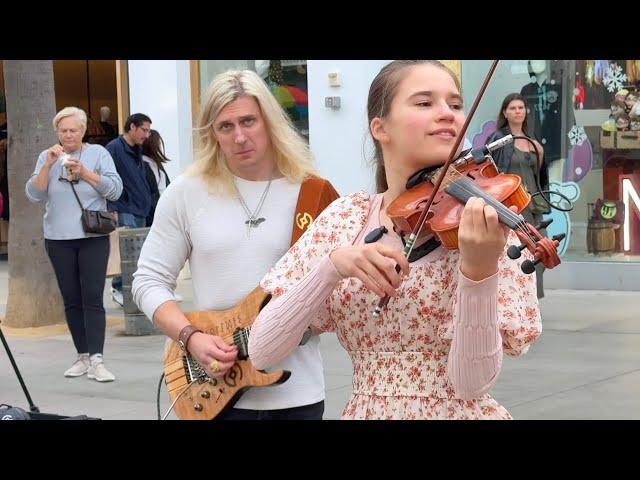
top-left (261, 191), bottom-right (542, 419)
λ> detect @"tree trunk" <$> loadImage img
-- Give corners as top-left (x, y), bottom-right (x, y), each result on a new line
top-left (2, 60), bottom-right (65, 327)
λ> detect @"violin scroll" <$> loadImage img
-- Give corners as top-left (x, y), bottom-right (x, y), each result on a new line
top-left (511, 218), bottom-right (565, 274)
top-left (507, 218), bottom-right (552, 259)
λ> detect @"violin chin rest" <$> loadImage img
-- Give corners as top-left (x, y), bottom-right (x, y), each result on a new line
top-left (406, 166), bottom-right (438, 190)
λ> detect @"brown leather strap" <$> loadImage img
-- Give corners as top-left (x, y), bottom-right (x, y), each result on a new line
top-left (178, 325), bottom-right (202, 352)
top-left (290, 177), bottom-right (340, 246)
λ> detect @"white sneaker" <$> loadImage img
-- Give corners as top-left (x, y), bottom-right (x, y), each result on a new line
top-left (87, 354), bottom-right (115, 382)
top-left (111, 288), bottom-right (123, 307)
top-left (174, 293), bottom-right (183, 303)
top-left (64, 353), bottom-right (90, 377)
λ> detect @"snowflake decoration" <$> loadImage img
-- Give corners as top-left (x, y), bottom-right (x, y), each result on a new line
top-left (568, 125), bottom-right (587, 146)
top-left (603, 64), bottom-right (628, 93)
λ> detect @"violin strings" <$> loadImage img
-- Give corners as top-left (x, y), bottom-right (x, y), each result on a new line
top-left (443, 168), bottom-right (535, 242)
top-left (447, 169), bottom-right (535, 243)
top-left (440, 167), bottom-right (527, 229)
top-left (436, 167), bottom-right (537, 244)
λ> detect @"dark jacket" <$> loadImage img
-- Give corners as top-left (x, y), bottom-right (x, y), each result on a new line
top-left (105, 135), bottom-right (151, 218)
top-left (143, 161), bottom-right (170, 227)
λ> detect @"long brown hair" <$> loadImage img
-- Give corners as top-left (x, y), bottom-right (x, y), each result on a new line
top-left (142, 129), bottom-right (171, 169)
top-left (367, 60), bottom-right (461, 193)
top-left (496, 93), bottom-right (531, 136)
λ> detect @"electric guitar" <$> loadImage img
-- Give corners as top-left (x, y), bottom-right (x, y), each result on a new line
top-left (163, 286), bottom-right (311, 420)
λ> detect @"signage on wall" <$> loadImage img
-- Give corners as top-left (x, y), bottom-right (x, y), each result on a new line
top-left (600, 202), bottom-right (618, 219)
top-left (593, 198), bottom-right (624, 223)
top-left (621, 175), bottom-right (640, 253)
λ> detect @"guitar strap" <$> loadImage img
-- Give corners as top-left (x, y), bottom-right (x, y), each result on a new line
top-left (290, 176), bottom-right (340, 246)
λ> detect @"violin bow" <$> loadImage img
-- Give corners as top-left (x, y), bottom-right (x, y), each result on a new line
top-left (373, 60), bottom-right (500, 317)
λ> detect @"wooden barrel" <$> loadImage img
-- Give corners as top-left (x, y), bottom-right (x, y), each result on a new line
top-left (587, 219), bottom-right (616, 254)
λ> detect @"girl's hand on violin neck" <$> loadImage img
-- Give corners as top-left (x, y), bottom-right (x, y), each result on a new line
top-left (458, 197), bottom-right (512, 281)
top-left (329, 244), bottom-right (410, 298)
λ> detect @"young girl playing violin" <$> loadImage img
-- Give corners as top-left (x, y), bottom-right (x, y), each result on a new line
top-left (248, 60), bottom-right (542, 420)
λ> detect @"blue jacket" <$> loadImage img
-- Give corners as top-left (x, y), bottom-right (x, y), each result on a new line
top-left (106, 135), bottom-right (151, 217)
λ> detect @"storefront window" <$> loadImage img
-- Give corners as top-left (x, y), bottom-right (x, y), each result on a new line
top-left (462, 60), bottom-right (640, 264)
top-left (199, 60), bottom-right (309, 139)
top-left (52, 61), bottom-right (119, 146)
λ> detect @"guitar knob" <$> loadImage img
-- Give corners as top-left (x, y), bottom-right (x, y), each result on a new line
top-left (193, 403), bottom-right (203, 412)
top-left (208, 379), bottom-right (217, 386)
top-left (200, 391), bottom-right (211, 399)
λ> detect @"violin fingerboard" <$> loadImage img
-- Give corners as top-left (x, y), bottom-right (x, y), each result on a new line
top-left (443, 178), bottom-right (524, 230)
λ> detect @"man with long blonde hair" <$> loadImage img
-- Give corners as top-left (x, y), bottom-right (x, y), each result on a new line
top-left (133, 69), bottom-right (339, 419)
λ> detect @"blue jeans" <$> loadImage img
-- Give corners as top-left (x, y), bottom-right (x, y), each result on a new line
top-left (214, 401), bottom-right (325, 420)
top-left (111, 212), bottom-right (146, 292)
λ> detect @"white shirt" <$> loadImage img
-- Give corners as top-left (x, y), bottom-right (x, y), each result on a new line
top-left (132, 173), bottom-right (325, 410)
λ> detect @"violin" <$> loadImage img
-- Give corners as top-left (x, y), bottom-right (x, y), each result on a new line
top-left (387, 135), bottom-right (565, 273)
top-left (372, 60), bottom-right (566, 318)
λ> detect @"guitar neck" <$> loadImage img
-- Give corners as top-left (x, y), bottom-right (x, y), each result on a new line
top-left (231, 326), bottom-right (312, 360)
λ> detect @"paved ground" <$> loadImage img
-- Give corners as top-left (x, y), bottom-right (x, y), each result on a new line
top-left (1, 259), bottom-right (639, 420)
